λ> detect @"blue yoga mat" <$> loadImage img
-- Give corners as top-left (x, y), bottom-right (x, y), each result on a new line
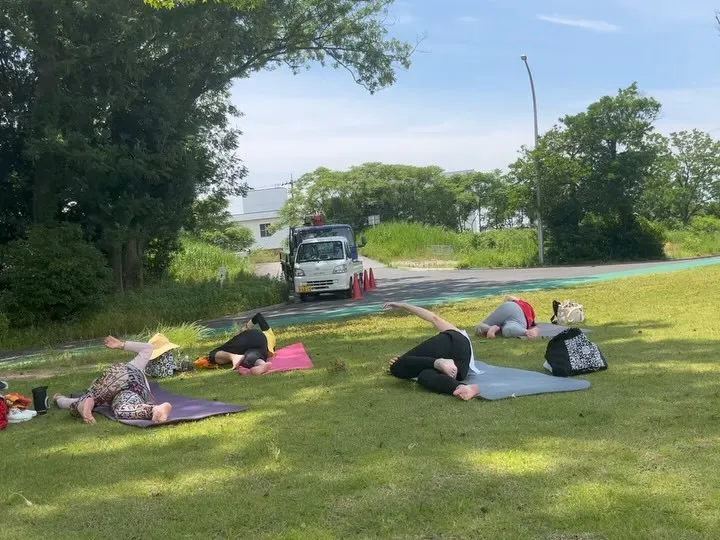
top-left (465, 361), bottom-right (591, 400)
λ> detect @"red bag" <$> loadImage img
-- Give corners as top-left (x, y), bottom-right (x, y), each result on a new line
top-left (0, 399), bottom-right (8, 431)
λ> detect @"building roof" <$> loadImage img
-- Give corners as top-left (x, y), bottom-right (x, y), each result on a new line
top-left (231, 210), bottom-right (281, 222)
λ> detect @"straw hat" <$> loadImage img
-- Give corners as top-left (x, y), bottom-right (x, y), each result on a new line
top-left (149, 333), bottom-right (179, 360)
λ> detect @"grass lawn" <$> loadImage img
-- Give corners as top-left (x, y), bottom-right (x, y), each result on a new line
top-left (2, 266), bottom-right (720, 539)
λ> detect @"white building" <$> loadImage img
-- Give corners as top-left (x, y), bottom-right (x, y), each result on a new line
top-left (231, 186), bottom-right (288, 249)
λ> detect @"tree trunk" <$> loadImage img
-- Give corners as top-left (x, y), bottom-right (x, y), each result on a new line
top-left (28, 0), bottom-right (60, 224)
top-left (122, 238), bottom-right (144, 290)
top-left (109, 244), bottom-right (124, 293)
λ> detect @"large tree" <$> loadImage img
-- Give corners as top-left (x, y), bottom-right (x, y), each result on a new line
top-left (510, 83), bottom-right (665, 262)
top-left (642, 130), bottom-right (720, 225)
top-left (0, 0), bottom-right (414, 289)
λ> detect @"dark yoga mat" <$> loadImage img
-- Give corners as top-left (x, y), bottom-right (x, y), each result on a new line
top-left (519, 322), bottom-right (592, 339)
top-left (464, 361), bottom-right (591, 401)
top-left (95, 382), bottom-right (247, 427)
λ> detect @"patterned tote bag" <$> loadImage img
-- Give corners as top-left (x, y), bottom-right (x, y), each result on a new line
top-left (544, 328), bottom-right (607, 377)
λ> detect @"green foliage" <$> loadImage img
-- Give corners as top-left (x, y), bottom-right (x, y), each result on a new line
top-left (279, 164), bottom-right (524, 234)
top-left (641, 130), bottom-right (720, 225)
top-left (361, 222), bottom-right (538, 268)
top-left (511, 83), bottom-right (665, 263)
top-left (2, 0), bottom-right (414, 292)
top-left (0, 274), bottom-right (289, 350)
top-left (168, 238), bottom-right (251, 283)
top-left (0, 225), bottom-right (112, 328)
top-left (199, 225), bottom-right (255, 252)
top-left (664, 216), bottom-right (720, 259)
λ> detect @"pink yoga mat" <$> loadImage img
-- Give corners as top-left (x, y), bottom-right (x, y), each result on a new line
top-left (236, 342), bottom-right (313, 375)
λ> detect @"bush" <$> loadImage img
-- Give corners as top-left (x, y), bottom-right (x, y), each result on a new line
top-left (689, 215), bottom-right (720, 234)
top-left (547, 214), bottom-right (665, 263)
top-left (199, 224), bottom-right (254, 252)
top-left (0, 224), bottom-right (112, 327)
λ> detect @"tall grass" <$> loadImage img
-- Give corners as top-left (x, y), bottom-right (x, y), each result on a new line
top-left (663, 216), bottom-right (720, 259)
top-left (1, 239), bottom-right (289, 351)
top-left (169, 237), bottom-right (250, 282)
top-left (361, 222), bottom-right (538, 268)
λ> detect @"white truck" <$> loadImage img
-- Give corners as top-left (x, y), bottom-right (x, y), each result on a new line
top-left (293, 236), bottom-right (364, 301)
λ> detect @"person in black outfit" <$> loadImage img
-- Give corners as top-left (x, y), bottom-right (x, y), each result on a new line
top-left (385, 302), bottom-right (480, 401)
top-left (208, 313), bottom-right (276, 375)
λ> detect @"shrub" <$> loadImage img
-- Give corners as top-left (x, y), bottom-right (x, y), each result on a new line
top-left (689, 215), bottom-right (720, 234)
top-left (199, 224), bottom-right (254, 252)
top-left (0, 224), bottom-right (112, 327)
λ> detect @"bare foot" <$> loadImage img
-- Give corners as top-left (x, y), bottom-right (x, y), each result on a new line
top-left (526, 326), bottom-right (540, 339)
top-left (453, 384), bottom-right (480, 401)
top-left (249, 361), bottom-right (272, 376)
top-left (433, 358), bottom-right (458, 379)
top-left (78, 397), bottom-right (96, 424)
top-left (152, 402), bottom-right (172, 423)
top-left (486, 325), bottom-right (501, 339)
top-left (388, 356), bottom-right (399, 370)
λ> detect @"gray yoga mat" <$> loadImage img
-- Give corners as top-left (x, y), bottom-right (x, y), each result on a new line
top-left (519, 322), bottom-right (592, 339)
top-left (95, 382), bottom-right (248, 427)
top-left (465, 361), bottom-right (591, 400)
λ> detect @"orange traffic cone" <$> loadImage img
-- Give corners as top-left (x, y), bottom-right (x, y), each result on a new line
top-left (363, 269), bottom-right (370, 291)
top-left (351, 275), bottom-right (362, 300)
top-left (368, 268), bottom-right (376, 289)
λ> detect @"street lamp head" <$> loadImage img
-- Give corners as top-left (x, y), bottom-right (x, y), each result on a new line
top-left (520, 54), bottom-right (528, 61)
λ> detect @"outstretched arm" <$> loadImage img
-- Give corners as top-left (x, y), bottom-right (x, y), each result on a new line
top-left (383, 302), bottom-right (458, 332)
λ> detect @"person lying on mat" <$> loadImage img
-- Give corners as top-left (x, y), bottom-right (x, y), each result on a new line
top-left (474, 296), bottom-right (539, 339)
top-left (54, 337), bottom-right (172, 425)
top-left (203, 312), bottom-right (275, 375)
top-left (385, 302), bottom-right (480, 401)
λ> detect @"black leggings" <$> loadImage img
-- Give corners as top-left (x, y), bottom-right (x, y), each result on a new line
top-left (390, 330), bottom-right (472, 395)
top-left (209, 313), bottom-right (271, 367)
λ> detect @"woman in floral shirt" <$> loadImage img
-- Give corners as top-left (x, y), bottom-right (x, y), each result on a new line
top-left (54, 336), bottom-right (172, 424)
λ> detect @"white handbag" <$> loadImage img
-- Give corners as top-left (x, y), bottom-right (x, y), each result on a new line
top-left (551, 300), bottom-right (585, 325)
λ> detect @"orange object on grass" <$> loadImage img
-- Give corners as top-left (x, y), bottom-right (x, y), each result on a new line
top-left (194, 356), bottom-right (218, 369)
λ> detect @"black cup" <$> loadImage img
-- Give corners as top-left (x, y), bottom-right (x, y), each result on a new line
top-left (32, 386), bottom-right (49, 415)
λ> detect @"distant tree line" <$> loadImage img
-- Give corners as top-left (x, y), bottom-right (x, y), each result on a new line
top-left (280, 84), bottom-right (720, 263)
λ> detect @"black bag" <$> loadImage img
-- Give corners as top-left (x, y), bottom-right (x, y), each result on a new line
top-left (544, 328), bottom-right (607, 377)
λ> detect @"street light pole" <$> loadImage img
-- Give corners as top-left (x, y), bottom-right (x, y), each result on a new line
top-left (520, 54), bottom-right (544, 265)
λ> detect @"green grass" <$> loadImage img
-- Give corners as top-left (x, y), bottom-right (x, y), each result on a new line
top-left (248, 248), bottom-right (284, 264)
top-left (361, 222), bottom-right (538, 268)
top-left (0, 239), bottom-right (288, 351)
top-left (3, 266), bottom-right (720, 538)
top-left (168, 237), bottom-right (251, 282)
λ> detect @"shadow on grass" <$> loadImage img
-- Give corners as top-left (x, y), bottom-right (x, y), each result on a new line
top-left (4, 312), bottom-right (720, 538)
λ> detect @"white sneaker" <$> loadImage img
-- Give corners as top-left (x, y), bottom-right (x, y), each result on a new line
top-left (8, 408), bottom-right (37, 423)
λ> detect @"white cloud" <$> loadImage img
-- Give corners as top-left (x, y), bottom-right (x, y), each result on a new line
top-left (536, 14), bottom-right (621, 33)
top-left (226, 71), bottom-right (720, 215)
top-left (457, 16), bottom-right (478, 24)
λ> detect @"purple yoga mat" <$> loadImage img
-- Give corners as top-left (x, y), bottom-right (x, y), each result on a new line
top-left (95, 382), bottom-right (247, 428)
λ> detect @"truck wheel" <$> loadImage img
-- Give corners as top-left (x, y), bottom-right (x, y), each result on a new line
top-left (299, 293), bottom-right (308, 302)
top-left (344, 280), bottom-right (353, 299)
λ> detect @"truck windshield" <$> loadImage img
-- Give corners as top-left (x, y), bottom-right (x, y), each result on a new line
top-left (296, 241), bottom-right (345, 263)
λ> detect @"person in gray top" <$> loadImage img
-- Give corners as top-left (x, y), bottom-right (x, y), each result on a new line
top-left (475, 296), bottom-right (540, 339)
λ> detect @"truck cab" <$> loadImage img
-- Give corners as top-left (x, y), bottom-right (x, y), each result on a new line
top-left (293, 236), bottom-right (363, 301)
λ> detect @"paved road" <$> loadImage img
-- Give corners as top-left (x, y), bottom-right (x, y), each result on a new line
top-left (213, 254), bottom-right (720, 329)
top-left (3, 255), bottom-right (720, 363)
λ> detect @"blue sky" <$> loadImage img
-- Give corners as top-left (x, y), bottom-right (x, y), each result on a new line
top-left (228, 0), bottom-right (720, 210)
